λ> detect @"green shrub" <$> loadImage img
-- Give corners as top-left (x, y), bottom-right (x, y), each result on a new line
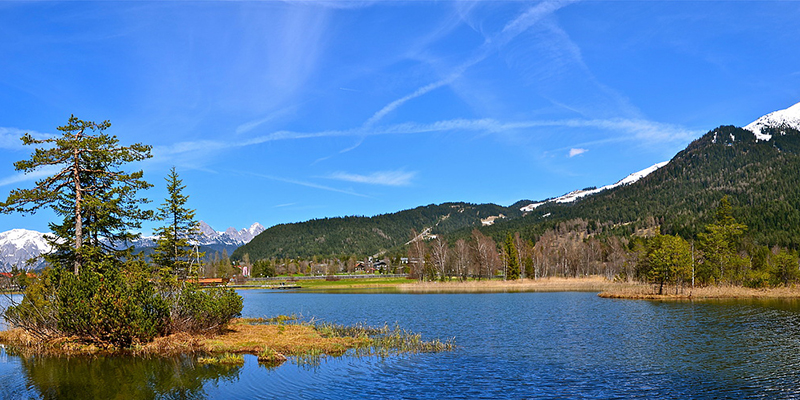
top-left (4, 263), bottom-right (242, 348)
top-left (3, 268), bottom-right (62, 339)
top-left (56, 262), bottom-right (170, 347)
top-left (170, 284), bottom-right (243, 333)
top-left (744, 269), bottom-right (772, 288)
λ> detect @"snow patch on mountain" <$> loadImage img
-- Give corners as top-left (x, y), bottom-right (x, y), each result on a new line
top-left (744, 101), bottom-right (800, 141)
top-left (480, 214), bottom-right (506, 226)
top-left (520, 202), bottom-right (546, 212)
top-left (520, 161), bottom-right (669, 212)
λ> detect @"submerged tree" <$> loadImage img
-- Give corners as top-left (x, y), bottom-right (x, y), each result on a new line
top-left (152, 167), bottom-right (202, 282)
top-left (0, 115), bottom-right (152, 274)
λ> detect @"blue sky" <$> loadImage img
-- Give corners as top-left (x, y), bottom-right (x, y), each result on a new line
top-left (1, 0), bottom-right (799, 235)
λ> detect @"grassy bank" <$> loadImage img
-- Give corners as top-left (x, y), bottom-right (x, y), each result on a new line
top-left (0, 316), bottom-right (454, 364)
top-left (242, 276), bottom-right (626, 293)
top-left (240, 277), bottom-right (411, 291)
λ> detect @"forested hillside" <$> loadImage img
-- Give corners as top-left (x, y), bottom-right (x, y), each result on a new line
top-left (235, 123), bottom-right (800, 262)
top-left (232, 202), bottom-right (520, 260)
top-left (484, 125), bottom-right (800, 248)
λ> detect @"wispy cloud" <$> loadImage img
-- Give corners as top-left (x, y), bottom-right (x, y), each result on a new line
top-left (277, 0), bottom-right (380, 10)
top-left (363, 73), bottom-right (460, 128)
top-left (361, 0), bottom-right (574, 129)
top-left (497, 0), bottom-right (578, 45)
top-left (326, 170), bottom-right (416, 186)
top-left (568, 148), bottom-right (587, 157)
top-left (0, 165), bottom-right (63, 188)
top-left (235, 105), bottom-right (298, 135)
top-left (151, 117), bottom-right (700, 163)
top-left (311, 137), bottom-right (365, 165)
top-left (242, 171), bottom-right (370, 198)
top-left (0, 127), bottom-right (53, 150)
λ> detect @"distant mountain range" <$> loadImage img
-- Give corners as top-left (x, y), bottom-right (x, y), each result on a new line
top-left (0, 221), bottom-right (264, 271)
top-left (197, 221), bottom-right (265, 248)
top-left (233, 101), bottom-right (800, 260)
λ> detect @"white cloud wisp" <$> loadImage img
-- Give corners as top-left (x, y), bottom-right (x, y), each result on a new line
top-left (326, 170), bottom-right (416, 186)
top-left (569, 148), bottom-right (587, 157)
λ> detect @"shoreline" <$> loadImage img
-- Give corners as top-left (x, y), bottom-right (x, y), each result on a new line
top-left (234, 276), bottom-right (800, 299)
top-left (396, 276), bottom-right (624, 293)
top-left (0, 317), bottom-right (453, 361)
top-left (598, 284), bottom-right (800, 300)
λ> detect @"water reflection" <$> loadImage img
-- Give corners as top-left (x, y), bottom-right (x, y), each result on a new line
top-left (8, 352), bottom-right (241, 400)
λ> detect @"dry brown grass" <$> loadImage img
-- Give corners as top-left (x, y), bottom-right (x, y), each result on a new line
top-left (598, 283), bottom-right (800, 300)
top-left (0, 318), bottom-right (399, 363)
top-left (400, 276), bottom-right (800, 300)
top-left (398, 276), bottom-right (624, 293)
top-left (197, 319), bottom-right (368, 358)
top-left (0, 329), bottom-right (104, 356)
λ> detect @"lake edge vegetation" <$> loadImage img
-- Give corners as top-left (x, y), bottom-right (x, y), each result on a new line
top-left (0, 316), bottom-right (454, 364)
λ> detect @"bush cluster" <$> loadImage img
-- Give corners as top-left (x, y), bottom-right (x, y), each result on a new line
top-left (170, 284), bottom-right (243, 333)
top-left (4, 263), bottom-right (243, 348)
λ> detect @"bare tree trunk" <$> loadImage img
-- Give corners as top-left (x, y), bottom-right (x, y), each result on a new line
top-left (73, 145), bottom-right (83, 275)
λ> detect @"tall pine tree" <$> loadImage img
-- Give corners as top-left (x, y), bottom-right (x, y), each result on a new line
top-left (0, 115), bottom-right (152, 274)
top-left (698, 196), bottom-right (747, 284)
top-left (505, 233), bottom-right (520, 280)
top-left (152, 167), bottom-right (202, 282)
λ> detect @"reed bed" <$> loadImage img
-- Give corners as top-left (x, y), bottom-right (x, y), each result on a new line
top-left (312, 321), bottom-right (455, 356)
top-left (197, 353), bottom-right (245, 366)
top-left (599, 283), bottom-right (800, 300)
top-left (398, 276), bottom-right (623, 293)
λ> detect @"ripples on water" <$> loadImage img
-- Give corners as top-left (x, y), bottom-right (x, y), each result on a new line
top-left (4, 291), bottom-right (800, 398)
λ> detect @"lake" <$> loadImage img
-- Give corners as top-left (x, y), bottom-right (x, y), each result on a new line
top-left (3, 290), bottom-right (800, 399)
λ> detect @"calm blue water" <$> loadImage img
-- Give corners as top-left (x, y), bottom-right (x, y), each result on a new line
top-left (3, 291), bottom-right (800, 399)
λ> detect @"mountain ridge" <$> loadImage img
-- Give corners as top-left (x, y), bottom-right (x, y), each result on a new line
top-left (234, 100), bottom-right (800, 259)
top-left (744, 101), bottom-right (800, 140)
top-left (0, 222), bottom-right (264, 271)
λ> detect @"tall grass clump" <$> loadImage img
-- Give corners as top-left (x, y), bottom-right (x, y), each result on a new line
top-left (312, 320), bottom-right (455, 355)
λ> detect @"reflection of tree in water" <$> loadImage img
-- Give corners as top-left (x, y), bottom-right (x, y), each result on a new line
top-left (18, 354), bottom-right (242, 399)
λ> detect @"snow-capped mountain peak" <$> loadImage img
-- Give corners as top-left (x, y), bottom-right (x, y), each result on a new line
top-left (197, 221), bottom-right (265, 245)
top-left (0, 229), bottom-right (53, 270)
top-left (248, 222), bottom-right (265, 235)
top-left (520, 161), bottom-right (669, 212)
top-left (0, 222), bottom-right (264, 271)
top-left (744, 101), bottom-right (800, 141)
top-left (198, 221), bottom-right (217, 237)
